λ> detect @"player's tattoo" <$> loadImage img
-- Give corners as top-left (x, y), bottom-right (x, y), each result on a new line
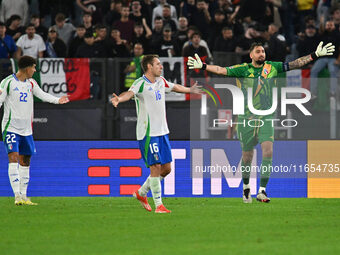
top-left (288, 55), bottom-right (313, 70)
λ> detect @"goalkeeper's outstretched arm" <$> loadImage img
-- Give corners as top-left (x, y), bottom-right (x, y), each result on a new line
top-left (187, 53), bottom-right (227, 76)
top-left (288, 41), bottom-right (334, 70)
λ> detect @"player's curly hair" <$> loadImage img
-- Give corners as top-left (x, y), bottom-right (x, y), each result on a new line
top-left (18, 56), bottom-right (36, 70)
top-left (141, 54), bottom-right (159, 73)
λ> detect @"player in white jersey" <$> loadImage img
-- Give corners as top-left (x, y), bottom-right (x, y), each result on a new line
top-left (0, 56), bottom-right (69, 205)
top-left (111, 54), bottom-right (201, 213)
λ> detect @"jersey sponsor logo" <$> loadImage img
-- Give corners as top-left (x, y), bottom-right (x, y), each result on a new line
top-left (23, 46), bottom-right (32, 49)
top-left (13, 87), bottom-right (19, 91)
top-left (148, 86), bottom-right (153, 91)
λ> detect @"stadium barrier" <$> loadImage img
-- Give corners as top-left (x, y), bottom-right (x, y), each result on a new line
top-left (1, 140), bottom-right (339, 198)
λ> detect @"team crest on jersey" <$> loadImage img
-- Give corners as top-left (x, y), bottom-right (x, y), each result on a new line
top-left (263, 69), bottom-right (269, 75)
top-left (8, 144), bottom-right (13, 150)
top-left (154, 154), bottom-right (159, 161)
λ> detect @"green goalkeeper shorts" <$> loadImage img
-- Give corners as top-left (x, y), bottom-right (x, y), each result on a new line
top-left (236, 118), bottom-right (274, 151)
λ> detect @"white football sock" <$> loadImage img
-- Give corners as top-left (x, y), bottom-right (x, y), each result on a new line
top-left (19, 165), bottom-right (30, 199)
top-left (139, 175), bottom-right (164, 197)
top-left (259, 187), bottom-right (266, 193)
top-left (150, 177), bottom-right (162, 207)
top-left (243, 184), bottom-right (250, 190)
top-left (8, 163), bottom-right (20, 196)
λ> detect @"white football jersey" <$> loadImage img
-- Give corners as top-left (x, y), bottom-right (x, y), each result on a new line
top-left (129, 75), bottom-right (175, 140)
top-left (0, 74), bottom-right (59, 136)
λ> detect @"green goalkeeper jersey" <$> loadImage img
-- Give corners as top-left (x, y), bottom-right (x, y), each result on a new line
top-left (225, 61), bottom-right (285, 120)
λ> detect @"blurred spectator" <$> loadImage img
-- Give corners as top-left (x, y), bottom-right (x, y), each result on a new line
top-left (279, 0), bottom-right (295, 47)
top-left (189, 0), bottom-right (211, 40)
top-left (141, 0), bottom-right (157, 28)
top-left (304, 15), bottom-right (317, 28)
top-left (93, 24), bottom-right (111, 56)
top-left (45, 26), bottom-right (67, 57)
top-left (105, 0), bottom-right (122, 26)
top-left (0, 22), bottom-right (18, 59)
top-left (213, 26), bottom-right (237, 52)
top-left (151, 16), bottom-right (164, 46)
top-left (154, 25), bottom-right (180, 57)
top-left (261, 0), bottom-right (282, 28)
top-left (76, 0), bottom-right (103, 25)
top-left (331, 7), bottom-right (340, 30)
top-left (209, 9), bottom-right (227, 48)
top-left (30, 15), bottom-right (48, 41)
top-left (16, 23), bottom-right (46, 58)
top-left (6, 15), bottom-right (24, 42)
top-left (129, 0), bottom-right (144, 24)
top-left (124, 43), bottom-right (144, 89)
top-left (152, 0), bottom-right (177, 28)
top-left (113, 5), bottom-right (135, 43)
top-left (237, 0), bottom-right (266, 24)
top-left (182, 26), bottom-right (212, 59)
top-left (180, 0), bottom-right (196, 21)
top-left (131, 22), bottom-right (152, 54)
top-left (296, 0), bottom-right (315, 32)
top-left (317, 0), bottom-right (332, 25)
top-left (108, 27), bottom-right (130, 57)
top-left (182, 31), bottom-right (209, 57)
top-left (0, 0), bottom-right (29, 26)
top-left (68, 24), bottom-right (86, 57)
top-left (207, 0), bottom-right (219, 18)
top-left (310, 20), bottom-right (339, 98)
top-left (162, 4), bottom-right (178, 32)
top-left (52, 13), bottom-right (76, 46)
top-left (82, 12), bottom-right (95, 34)
top-left (175, 16), bottom-right (189, 50)
top-left (76, 30), bottom-right (106, 57)
top-left (235, 24), bottom-right (261, 62)
top-left (264, 23), bottom-right (286, 61)
top-left (296, 25), bottom-right (319, 58)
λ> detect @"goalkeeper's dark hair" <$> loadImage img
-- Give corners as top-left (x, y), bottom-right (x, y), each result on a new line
top-left (141, 54), bottom-right (159, 73)
top-left (18, 56), bottom-right (36, 70)
top-left (250, 42), bottom-right (264, 52)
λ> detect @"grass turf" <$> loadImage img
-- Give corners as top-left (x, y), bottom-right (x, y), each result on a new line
top-left (0, 197), bottom-right (339, 255)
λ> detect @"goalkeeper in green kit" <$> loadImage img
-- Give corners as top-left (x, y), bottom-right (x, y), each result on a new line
top-left (187, 42), bottom-right (335, 203)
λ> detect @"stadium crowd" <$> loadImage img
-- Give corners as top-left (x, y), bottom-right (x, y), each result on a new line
top-left (0, 0), bottom-right (339, 95)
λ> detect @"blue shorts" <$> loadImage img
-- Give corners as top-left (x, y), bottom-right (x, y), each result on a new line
top-left (2, 131), bottom-right (36, 155)
top-left (139, 134), bottom-right (172, 167)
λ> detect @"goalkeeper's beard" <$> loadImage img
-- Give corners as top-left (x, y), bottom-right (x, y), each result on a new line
top-left (255, 59), bottom-right (265, 65)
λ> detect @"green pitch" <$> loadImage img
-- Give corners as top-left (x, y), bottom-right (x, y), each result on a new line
top-left (0, 197), bottom-right (339, 255)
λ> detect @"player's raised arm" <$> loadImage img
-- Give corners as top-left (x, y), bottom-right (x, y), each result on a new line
top-left (172, 81), bottom-right (202, 94)
top-left (111, 91), bottom-right (134, 108)
top-left (288, 41), bottom-right (335, 70)
top-left (187, 53), bottom-right (227, 76)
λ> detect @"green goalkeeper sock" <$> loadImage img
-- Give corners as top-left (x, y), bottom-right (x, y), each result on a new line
top-left (260, 157), bottom-right (272, 188)
top-left (241, 160), bottom-right (251, 186)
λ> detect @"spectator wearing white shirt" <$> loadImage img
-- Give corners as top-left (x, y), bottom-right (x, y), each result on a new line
top-left (152, 0), bottom-right (177, 29)
top-left (16, 23), bottom-right (46, 58)
top-left (0, 0), bottom-right (29, 26)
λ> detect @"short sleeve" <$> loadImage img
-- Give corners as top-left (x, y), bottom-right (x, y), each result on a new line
top-left (225, 63), bottom-right (248, 77)
top-left (128, 79), bottom-right (144, 95)
top-left (16, 36), bottom-right (23, 48)
top-left (38, 36), bottom-right (46, 51)
top-left (160, 77), bottom-right (175, 93)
